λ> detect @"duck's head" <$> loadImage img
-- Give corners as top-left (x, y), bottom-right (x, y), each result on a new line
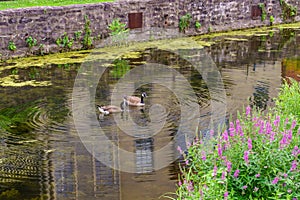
top-left (142, 92), bottom-right (147, 98)
top-left (97, 105), bottom-right (109, 115)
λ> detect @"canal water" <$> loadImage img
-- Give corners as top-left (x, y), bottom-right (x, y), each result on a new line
top-left (0, 25), bottom-right (299, 199)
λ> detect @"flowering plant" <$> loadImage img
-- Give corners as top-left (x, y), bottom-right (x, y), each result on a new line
top-left (173, 79), bottom-right (300, 199)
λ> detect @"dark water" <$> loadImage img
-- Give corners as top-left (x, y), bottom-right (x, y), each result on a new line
top-left (0, 27), bottom-right (299, 200)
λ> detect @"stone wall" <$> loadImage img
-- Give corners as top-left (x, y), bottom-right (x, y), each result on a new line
top-left (0, 0), bottom-right (299, 59)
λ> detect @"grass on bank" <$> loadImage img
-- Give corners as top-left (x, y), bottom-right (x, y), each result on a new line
top-left (0, 0), bottom-right (113, 11)
top-left (170, 78), bottom-right (300, 199)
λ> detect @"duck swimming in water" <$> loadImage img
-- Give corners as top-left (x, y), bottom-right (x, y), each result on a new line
top-left (97, 98), bottom-right (128, 115)
top-left (124, 92), bottom-right (147, 106)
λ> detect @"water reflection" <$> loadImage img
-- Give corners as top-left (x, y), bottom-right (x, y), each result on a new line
top-left (0, 27), bottom-right (299, 199)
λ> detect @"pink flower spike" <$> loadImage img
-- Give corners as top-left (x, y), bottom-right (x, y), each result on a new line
top-left (255, 173), bottom-right (260, 178)
top-left (246, 105), bottom-right (251, 116)
top-left (222, 130), bottom-right (229, 142)
top-left (178, 180), bottom-right (182, 186)
top-left (226, 160), bottom-right (232, 173)
top-left (221, 171), bottom-right (226, 180)
top-left (213, 165), bottom-right (218, 177)
top-left (224, 191), bottom-right (229, 199)
top-left (187, 181), bottom-right (194, 192)
top-left (285, 117), bottom-right (289, 125)
top-left (291, 120), bottom-right (297, 129)
top-left (265, 122), bottom-right (272, 134)
top-left (229, 122), bottom-right (235, 137)
top-left (233, 169), bottom-right (240, 178)
top-left (244, 150), bottom-right (249, 164)
top-left (290, 160), bottom-right (297, 171)
top-left (292, 146), bottom-right (299, 157)
top-left (217, 143), bottom-right (223, 157)
top-left (274, 116), bottom-right (280, 127)
top-left (272, 177), bottom-right (279, 184)
top-left (248, 138), bottom-right (252, 151)
top-left (242, 185), bottom-right (247, 190)
top-left (201, 151), bottom-right (206, 161)
top-left (185, 159), bottom-right (189, 165)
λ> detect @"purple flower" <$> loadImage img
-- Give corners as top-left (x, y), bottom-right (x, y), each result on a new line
top-left (270, 131), bottom-right (275, 142)
top-left (217, 143), bottom-right (223, 157)
top-left (288, 189), bottom-right (292, 193)
top-left (265, 121), bottom-right (272, 134)
top-left (287, 130), bottom-right (293, 140)
top-left (255, 173), bottom-right (260, 178)
top-left (186, 181), bottom-right (194, 192)
top-left (274, 116), bottom-right (280, 127)
top-left (187, 142), bottom-right (191, 148)
top-left (185, 159), bottom-right (189, 165)
top-left (246, 105), bottom-right (251, 117)
top-left (292, 146), bottom-right (299, 157)
top-left (259, 120), bottom-right (264, 134)
top-left (222, 130), bottom-right (229, 142)
top-left (248, 138), bottom-right (252, 151)
top-left (242, 185), bottom-right (248, 190)
top-left (291, 120), bottom-right (297, 129)
top-left (293, 198), bottom-right (297, 200)
top-left (229, 122), bottom-right (235, 137)
top-left (178, 180), bottom-right (182, 186)
top-left (224, 191), bottom-right (228, 199)
top-left (199, 189), bottom-right (203, 198)
top-left (280, 134), bottom-right (288, 148)
top-left (226, 160), bottom-right (232, 173)
top-left (177, 146), bottom-right (183, 154)
top-left (285, 117), bottom-right (289, 125)
top-left (213, 165), bottom-right (218, 177)
top-left (221, 171), bottom-right (226, 180)
top-left (254, 187), bottom-right (259, 192)
top-left (234, 169), bottom-right (240, 178)
top-left (244, 150), bottom-right (249, 164)
top-left (290, 160), bottom-right (297, 171)
top-left (283, 173), bottom-right (288, 178)
top-left (201, 151), bottom-right (206, 161)
top-left (272, 177), bottom-right (279, 184)
top-left (236, 119), bottom-right (243, 137)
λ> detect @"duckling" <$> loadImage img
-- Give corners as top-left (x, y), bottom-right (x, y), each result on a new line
top-left (124, 92), bottom-right (147, 106)
top-left (97, 98), bottom-right (128, 115)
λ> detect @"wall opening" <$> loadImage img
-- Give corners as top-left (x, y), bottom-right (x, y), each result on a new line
top-left (128, 12), bottom-right (143, 29)
top-left (251, 5), bottom-right (262, 19)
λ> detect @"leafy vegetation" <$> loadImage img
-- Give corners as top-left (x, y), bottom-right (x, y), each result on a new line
top-left (82, 15), bottom-right (93, 49)
top-left (7, 41), bottom-right (16, 51)
top-left (108, 18), bottom-right (129, 45)
top-left (56, 32), bottom-right (74, 51)
top-left (0, 0), bottom-right (112, 10)
top-left (179, 13), bottom-right (192, 32)
top-left (280, 0), bottom-right (297, 21)
top-left (25, 36), bottom-right (37, 49)
top-left (171, 78), bottom-right (300, 199)
top-left (195, 21), bottom-right (201, 29)
top-left (259, 3), bottom-right (267, 21)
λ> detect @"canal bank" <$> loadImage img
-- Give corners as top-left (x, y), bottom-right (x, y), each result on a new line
top-left (0, 0), bottom-right (299, 60)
